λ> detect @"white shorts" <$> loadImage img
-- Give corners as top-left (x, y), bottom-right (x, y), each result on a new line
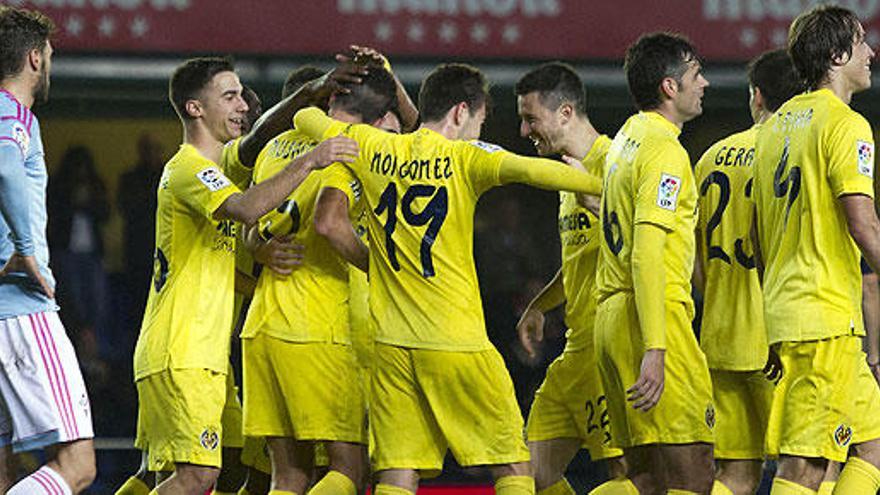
top-left (0, 311), bottom-right (93, 452)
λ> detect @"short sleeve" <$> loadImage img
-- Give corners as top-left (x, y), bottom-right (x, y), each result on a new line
top-left (172, 159), bottom-right (240, 218)
top-left (634, 141), bottom-right (691, 230)
top-left (320, 163), bottom-right (360, 214)
top-left (462, 140), bottom-right (505, 195)
top-left (826, 113), bottom-right (874, 198)
top-left (221, 137), bottom-right (253, 190)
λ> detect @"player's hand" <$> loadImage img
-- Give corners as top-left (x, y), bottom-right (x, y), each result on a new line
top-left (516, 307), bottom-right (545, 358)
top-left (307, 136), bottom-right (359, 170)
top-left (0, 252), bottom-right (54, 299)
top-left (627, 349), bottom-right (665, 412)
top-left (561, 154), bottom-right (588, 173)
top-left (253, 235), bottom-right (305, 276)
top-left (763, 347), bottom-right (783, 384)
top-left (868, 358), bottom-right (880, 387)
top-left (348, 45), bottom-right (391, 70)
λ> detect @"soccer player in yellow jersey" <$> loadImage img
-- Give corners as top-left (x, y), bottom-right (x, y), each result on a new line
top-left (131, 57), bottom-right (359, 495)
top-left (293, 63), bottom-right (604, 495)
top-left (592, 33), bottom-right (713, 494)
top-left (694, 49), bottom-right (803, 495)
top-left (241, 67), bottom-right (403, 495)
top-left (753, 5), bottom-right (880, 494)
top-left (511, 62), bottom-right (626, 495)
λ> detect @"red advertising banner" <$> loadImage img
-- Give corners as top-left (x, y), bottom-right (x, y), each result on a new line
top-left (7, 0), bottom-right (880, 61)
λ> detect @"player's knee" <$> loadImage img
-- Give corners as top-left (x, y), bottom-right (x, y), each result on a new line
top-left (54, 443), bottom-right (96, 492)
top-left (776, 456), bottom-right (826, 488)
top-left (853, 439), bottom-right (880, 469)
top-left (490, 461), bottom-right (533, 481)
top-left (177, 465), bottom-right (220, 491)
top-left (666, 453), bottom-right (714, 493)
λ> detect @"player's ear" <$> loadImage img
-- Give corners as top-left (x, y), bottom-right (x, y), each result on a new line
top-left (27, 47), bottom-right (42, 73)
top-left (185, 99), bottom-right (203, 119)
top-left (660, 77), bottom-right (678, 100)
top-left (751, 86), bottom-right (765, 113)
top-left (558, 102), bottom-right (574, 123)
top-left (451, 101), bottom-right (469, 126)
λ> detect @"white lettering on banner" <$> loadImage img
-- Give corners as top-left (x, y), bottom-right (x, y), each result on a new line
top-left (338, 0), bottom-right (560, 17)
top-left (8, 0), bottom-right (190, 10)
top-left (703, 0), bottom-right (880, 21)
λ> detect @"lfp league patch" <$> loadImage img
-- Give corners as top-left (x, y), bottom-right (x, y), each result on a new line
top-left (656, 173), bottom-right (682, 211)
top-left (857, 140), bottom-right (874, 178)
top-left (196, 166), bottom-right (232, 192)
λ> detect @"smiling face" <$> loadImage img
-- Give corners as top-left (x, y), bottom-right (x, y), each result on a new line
top-left (670, 58), bottom-right (709, 123)
top-left (517, 91), bottom-right (566, 156)
top-left (840, 22), bottom-right (874, 93)
top-left (198, 71), bottom-right (248, 143)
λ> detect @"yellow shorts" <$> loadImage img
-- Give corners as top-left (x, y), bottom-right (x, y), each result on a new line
top-left (370, 343), bottom-right (530, 475)
top-left (221, 362), bottom-right (244, 449)
top-left (135, 369), bottom-right (226, 471)
top-left (242, 334), bottom-right (366, 443)
top-left (595, 293), bottom-right (714, 449)
top-left (710, 369), bottom-right (773, 460)
top-left (527, 349), bottom-right (623, 461)
top-left (765, 335), bottom-right (880, 462)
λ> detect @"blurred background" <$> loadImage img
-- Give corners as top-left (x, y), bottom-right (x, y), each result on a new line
top-left (6, 0), bottom-right (880, 493)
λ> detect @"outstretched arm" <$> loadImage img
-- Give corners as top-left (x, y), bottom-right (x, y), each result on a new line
top-left (498, 153), bottom-right (603, 195)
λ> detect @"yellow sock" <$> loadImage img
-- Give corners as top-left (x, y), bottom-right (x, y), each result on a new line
top-left (668, 491), bottom-right (699, 495)
top-left (835, 457), bottom-right (880, 494)
top-left (268, 490), bottom-right (297, 495)
top-left (771, 478), bottom-right (817, 494)
top-left (711, 480), bottom-right (734, 495)
top-left (237, 489), bottom-right (251, 495)
top-left (374, 484), bottom-right (414, 495)
top-left (116, 477), bottom-right (151, 495)
top-left (307, 470), bottom-right (356, 495)
top-left (495, 475), bottom-right (535, 495)
top-left (588, 478), bottom-right (639, 494)
top-left (817, 481), bottom-right (835, 495)
top-left (538, 478), bottom-right (576, 495)
top-left (213, 491), bottom-right (237, 495)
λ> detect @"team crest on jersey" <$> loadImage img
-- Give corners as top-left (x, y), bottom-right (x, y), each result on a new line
top-left (196, 166), bottom-right (232, 192)
top-left (469, 140), bottom-right (504, 153)
top-left (10, 121), bottom-right (28, 154)
top-left (833, 424), bottom-right (853, 448)
top-left (705, 404), bottom-right (716, 429)
top-left (857, 140), bottom-right (874, 178)
top-left (200, 427), bottom-right (219, 451)
top-left (656, 173), bottom-right (681, 211)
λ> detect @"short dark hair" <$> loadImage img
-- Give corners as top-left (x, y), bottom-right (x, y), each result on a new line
top-left (241, 85), bottom-right (262, 132)
top-left (624, 32), bottom-right (699, 111)
top-left (747, 49), bottom-right (804, 112)
top-left (331, 67), bottom-right (397, 124)
top-left (282, 65), bottom-right (324, 99)
top-left (789, 4), bottom-right (862, 90)
top-left (169, 57), bottom-right (236, 120)
top-left (514, 62), bottom-right (587, 115)
top-left (418, 63), bottom-right (489, 123)
top-left (0, 7), bottom-right (54, 81)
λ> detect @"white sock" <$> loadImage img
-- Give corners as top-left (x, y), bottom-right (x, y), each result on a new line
top-left (7, 465), bottom-right (73, 494)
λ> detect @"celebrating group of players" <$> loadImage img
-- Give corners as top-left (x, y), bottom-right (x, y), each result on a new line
top-left (2, 2), bottom-right (880, 495)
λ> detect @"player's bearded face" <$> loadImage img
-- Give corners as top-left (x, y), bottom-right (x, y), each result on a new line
top-left (517, 92), bottom-right (563, 156)
top-left (33, 43), bottom-right (51, 105)
top-left (841, 24), bottom-right (874, 93)
top-left (674, 60), bottom-right (708, 122)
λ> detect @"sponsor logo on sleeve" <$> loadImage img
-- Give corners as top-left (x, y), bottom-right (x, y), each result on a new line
top-left (11, 121), bottom-right (29, 155)
top-left (857, 140), bottom-right (874, 178)
top-left (656, 173), bottom-right (682, 211)
top-left (196, 166), bottom-right (232, 192)
top-left (469, 140), bottom-right (504, 153)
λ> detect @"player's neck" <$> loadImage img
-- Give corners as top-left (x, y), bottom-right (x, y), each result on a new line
top-left (420, 120), bottom-right (458, 140)
top-left (818, 77), bottom-right (855, 105)
top-left (328, 108), bottom-right (360, 124)
top-left (562, 118), bottom-right (600, 161)
top-left (0, 79), bottom-right (35, 109)
top-left (651, 105), bottom-right (685, 129)
top-left (183, 123), bottom-right (224, 164)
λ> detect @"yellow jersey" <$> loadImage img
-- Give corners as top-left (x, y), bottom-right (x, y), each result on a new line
top-left (349, 206), bottom-right (373, 368)
top-left (596, 112), bottom-right (697, 314)
top-left (560, 135), bottom-right (611, 353)
top-left (695, 125), bottom-right (766, 370)
top-left (134, 144), bottom-right (241, 380)
top-left (754, 89), bottom-right (874, 344)
top-left (240, 129), bottom-right (361, 344)
top-left (221, 137), bottom-right (253, 190)
top-left (295, 107), bottom-right (510, 351)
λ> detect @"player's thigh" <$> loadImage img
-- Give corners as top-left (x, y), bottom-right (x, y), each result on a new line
top-left (135, 369), bottom-right (226, 471)
top-left (370, 343), bottom-right (446, 476)
top-left (413, 347), bottom-right (530, 468)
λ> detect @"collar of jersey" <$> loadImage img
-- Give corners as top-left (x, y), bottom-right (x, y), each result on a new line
top-left (639, 111), bottom-right (682, 138)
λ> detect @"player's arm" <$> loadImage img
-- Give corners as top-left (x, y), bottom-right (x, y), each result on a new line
top-left (235, 269), bottom-right (257, 298)
top-left (560, 155), bottom-right (601, 212)
top-left (215, 136), bottom-right (359, 226)
top-left (628, 222), bottom-right (667, 412)
top-left (0, 144), bottom-right (53, 298)
top-left (692, 227), bottom-right (706, 295)
top-left (345, 45), bottom-right (419, 131)
top-left (862, 268), bottom-right (880, 382)
top-left (242, 224), bottom-right (305, 276)
top-left (516, 268), bottom-right (565, 358)
top-left (498, 153), bottom-right (603, 195)
top-left (314, 186), bottom-right (369, 273)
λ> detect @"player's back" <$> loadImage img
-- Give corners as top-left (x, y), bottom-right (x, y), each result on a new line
top-left (0, 90), bottom-right (56, 318)
top-left (695, 126), bottom-right (766, 370)
top-left (341, 123), bottom-right (507, 351)
top-left (596, 112), bottom-right (697, 310)
top-left (134, 144), bottom-right (238, 380)
top-left (754, 89), bottom-right (873, 344)
top-left (242, 129), bottom-right (358, 344)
